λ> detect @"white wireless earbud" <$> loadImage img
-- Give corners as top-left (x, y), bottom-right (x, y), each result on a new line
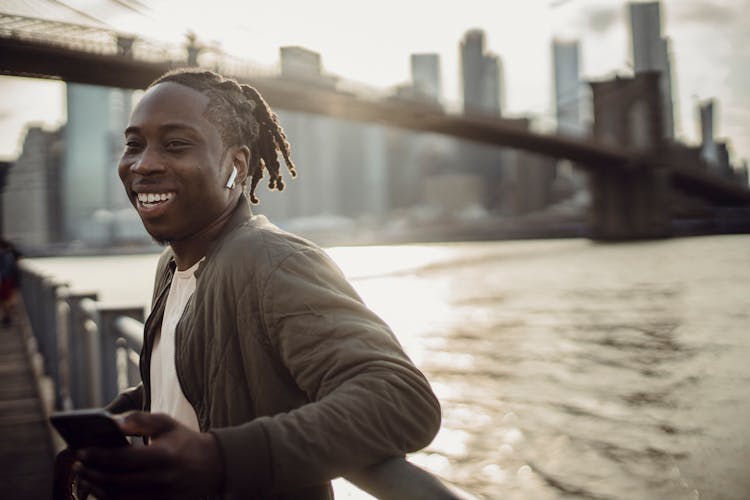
top-left (225, 166), bottom-right (238, 189)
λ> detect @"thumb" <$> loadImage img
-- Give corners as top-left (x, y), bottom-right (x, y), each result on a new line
top-left (117, 411), bottom-right (177, 438)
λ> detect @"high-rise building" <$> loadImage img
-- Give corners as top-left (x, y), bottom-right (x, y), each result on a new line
top-left (280, 46), bottom-right (321, 77)
top-left (339, 122), bottom-right (388, 218)
top-left (629, 1), bottom-right (674, 139)
top-left (63, 83), bottom-right (138, 244)
top-left (2, 127), bottom-right (64, 247)
top-left (458, 30), bottom-right (508, 211)
top-left (552, 40), bottom-right (583, 136)
top-left (738, 161), bottom-right (748, 187)
top-left (460, 30), bottom-right (503, 116)
top-left (410, 53), bottom-right (442, 102)
top-left (258, 46), bottom-right (389, 230)
top-left (630, 2), bottom-right (661, 72)
top-left (697, 99), bottom-right (738, 181)
top-left (480, 56), bottom-right (502, 114)
top-left (3, 84), bottom-right (150, 250)
top-left (699, 99), bottom-right (719, 167)
top-left (280, 46), bottom-right (336, 88)
top-left (552, 39), bottom-right (589, 201)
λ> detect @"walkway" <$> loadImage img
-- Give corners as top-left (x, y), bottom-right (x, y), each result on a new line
top-left (0, 308), bottom-right (55, 499)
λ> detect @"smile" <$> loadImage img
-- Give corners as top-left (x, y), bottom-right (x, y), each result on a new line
top-left (137, 192), bottom-right (175, 206)
top-left (135, 192), bottom-right (176, 218)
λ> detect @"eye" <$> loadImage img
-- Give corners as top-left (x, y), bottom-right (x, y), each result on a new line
top-left (124, 139), bottom-right (143, 153)
top-left (165, 139), bottom-right (191, 151)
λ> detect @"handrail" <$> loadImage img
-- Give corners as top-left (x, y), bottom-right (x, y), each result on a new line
top-left (114, 315), bottom-right (147, 348)
top-left (347, 457), bottom-right (470, 499)
top-left (17, 261), bottom-right (468, 499)
top-left (113, 315), bottom-right (143, 394)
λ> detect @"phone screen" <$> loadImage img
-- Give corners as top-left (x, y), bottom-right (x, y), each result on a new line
top-left (50, 410), bottom-right (130, 449)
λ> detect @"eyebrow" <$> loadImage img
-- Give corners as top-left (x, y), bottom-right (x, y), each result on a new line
top-left (124, 122), bottom-right (202, 136)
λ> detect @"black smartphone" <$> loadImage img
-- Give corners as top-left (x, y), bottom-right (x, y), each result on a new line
top-left (50, 409), bottom-right (130, 449)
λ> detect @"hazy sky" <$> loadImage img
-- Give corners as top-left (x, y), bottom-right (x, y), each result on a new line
top-left (1, 0), bottom-right (748, 165)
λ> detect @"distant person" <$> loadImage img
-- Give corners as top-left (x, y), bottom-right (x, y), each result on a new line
top-left (55, 69), bottom-right (441, 499)
top-left (0, 239), bottom-right (20, 326)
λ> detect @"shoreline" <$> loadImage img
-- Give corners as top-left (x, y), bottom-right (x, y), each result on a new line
top-left (14, 212), bottom-right (750, 258)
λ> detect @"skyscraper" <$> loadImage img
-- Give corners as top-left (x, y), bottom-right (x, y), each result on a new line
top-left (458, 30), bottom-right (508, 212)
top-left (552, 39), bottom-right (583, 136)
top-left (699, 99), bottom-right (719, 167)
top-left (629, 1), bottom-right (674, 139)
top-left (460, 30), bottom-right (503, 116)
top-left (259, 46), bottom-right (389, 228)
top-left (551, 39), bottom-right (588, 201)
top-left (410, 53), bottom-right (442, 102)
top-left (2, 127), bottom-right (64, 248)
top-left (279, 46), bottom-right (336, 88)
top-left (63, 83), bottom-right (138, 244)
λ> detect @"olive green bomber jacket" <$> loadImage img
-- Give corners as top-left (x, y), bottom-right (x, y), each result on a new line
top-left (107, 198), bottom-right (442, 499)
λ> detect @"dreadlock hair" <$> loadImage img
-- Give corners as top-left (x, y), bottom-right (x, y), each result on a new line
top-left (149, 68), bottom-right (297, 204)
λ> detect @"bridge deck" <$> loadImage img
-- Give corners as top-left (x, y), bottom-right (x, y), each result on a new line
top-left (0, 310), bottom-right (55, 499)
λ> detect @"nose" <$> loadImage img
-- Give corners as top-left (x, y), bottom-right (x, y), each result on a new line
top-left (130, 146), bottom-right (166, 176)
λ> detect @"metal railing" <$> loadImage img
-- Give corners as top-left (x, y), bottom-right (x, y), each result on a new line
top-left (19, 263), bottom-right (144, 410)
top-left (18, 260), bottom-right (467, 499)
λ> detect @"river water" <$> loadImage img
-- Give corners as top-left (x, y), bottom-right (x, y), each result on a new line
top-left (27, 235), bottom-right (750, 500)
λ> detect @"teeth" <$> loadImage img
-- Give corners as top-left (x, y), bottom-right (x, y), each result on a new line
top-left (137, 192), bottom-right (174, 204)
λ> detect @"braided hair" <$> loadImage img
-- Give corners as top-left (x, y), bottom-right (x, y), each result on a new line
top-left (149, 69), bottom-right (297, 203)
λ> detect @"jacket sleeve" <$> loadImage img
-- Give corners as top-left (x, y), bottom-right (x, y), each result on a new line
top-left (212, 246), bottom-right (441, 495)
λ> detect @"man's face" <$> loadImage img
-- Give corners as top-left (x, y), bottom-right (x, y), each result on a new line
top-left (118, 82), bottom-right (236, 244)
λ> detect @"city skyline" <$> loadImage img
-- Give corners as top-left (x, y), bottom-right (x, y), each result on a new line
top-left (0, 0), bottom-right (748, 166)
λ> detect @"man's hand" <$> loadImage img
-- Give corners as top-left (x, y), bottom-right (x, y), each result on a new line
top-left (74, 412), bottom-right (223, 500)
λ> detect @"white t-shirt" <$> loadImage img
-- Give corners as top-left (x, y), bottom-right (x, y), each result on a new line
top-left (149, 259), bottom-right (202, 432)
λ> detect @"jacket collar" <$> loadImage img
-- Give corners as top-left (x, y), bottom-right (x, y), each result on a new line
top-left (164, 195), bottom-right (254, 279)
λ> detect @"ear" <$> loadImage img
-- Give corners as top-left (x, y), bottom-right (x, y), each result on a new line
top-left (230, 145), bottom-right (250, 185)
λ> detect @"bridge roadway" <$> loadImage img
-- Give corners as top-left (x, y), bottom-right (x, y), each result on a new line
top-left (0, 307), bottom-right (55, 498)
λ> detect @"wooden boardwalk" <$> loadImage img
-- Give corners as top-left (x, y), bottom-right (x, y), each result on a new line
top-left (0, 311), bottom-right (55, 499)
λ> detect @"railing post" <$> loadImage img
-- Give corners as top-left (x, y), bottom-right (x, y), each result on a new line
top-left (98, 306), bottom-right (144, 405)
top-left (56, 285), bottom-right (73, 410)
top-left (42, 277), bottom-right (69, 408)
top-left (17, 263), bottom-right (73, 409)
top-left (39, 278), bottom-right (55, 379)
top-left (18, 267), bottom-right (35, 333)
top-left (115, 338), bottom-right (128, 394)
top-left (65, 292), bottom-right (99, 408)
top-left (79, 298), bottom-right (102, 408)
top-left (19, 267), bottom-right (44, 354)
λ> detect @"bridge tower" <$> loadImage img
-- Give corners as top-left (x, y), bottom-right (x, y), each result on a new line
top-left (588, 72), bottom-right (671, 240)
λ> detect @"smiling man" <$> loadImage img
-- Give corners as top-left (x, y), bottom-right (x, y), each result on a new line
top-left (57, 69), bottom-right (441, 499)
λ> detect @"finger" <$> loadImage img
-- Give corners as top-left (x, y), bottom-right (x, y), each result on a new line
top-left (77, 478), bottom-right (105, 500)
top-left (75, 477), bottom-right (92, 499)
top-left (117, 411), bottom-right (176, 438)
top-left (77, 446), bottom-right (171, 472)
top-left (53, 448), bottom-right (77, 498)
